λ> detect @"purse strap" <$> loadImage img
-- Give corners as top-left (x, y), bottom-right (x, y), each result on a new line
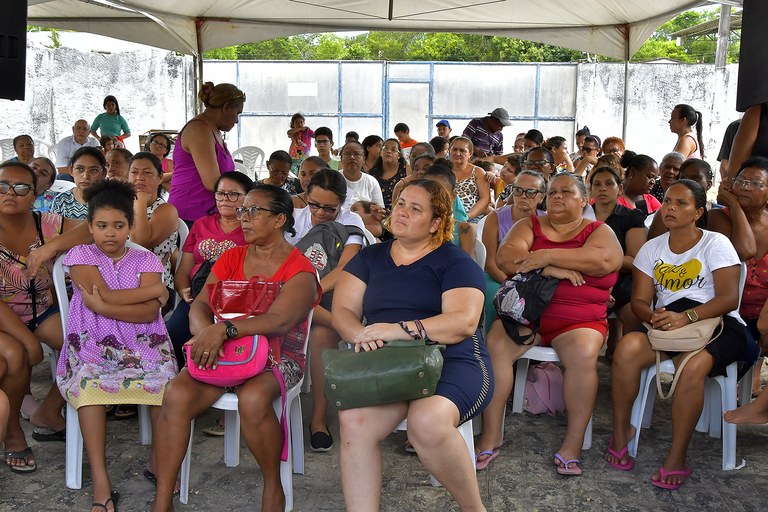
top-left (654, 320), bottom-right (725, 400)
top-left (271, 364), bottom-right (289, 462)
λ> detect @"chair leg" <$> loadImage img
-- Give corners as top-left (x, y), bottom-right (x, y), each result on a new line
top-left (65, 402), bottom-right (83, 489)
top-left (179, 419), bottom-right (194, 505)
top-left (720, 363), bottom-right (745, 470)
top-left (629, 367), bottom-right (654, 458)
top-left (738, 366), bottom-right (754, 406)
top-left (289, 392), bottom-right (305, 475)
top-left (511, 359), bottom-right (531, 414)
top-left (138, 405), bottom-right (152, 445)
top-left (223, 409), bottom-right (240, 467)
top-left (582, 416), bottom-right (593, 450)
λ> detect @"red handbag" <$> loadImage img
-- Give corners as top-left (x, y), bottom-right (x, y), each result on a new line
top-left (207, 278), bottom-right (282, 321)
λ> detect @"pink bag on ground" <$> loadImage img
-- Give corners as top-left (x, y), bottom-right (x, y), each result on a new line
top-left (185, 334), bottom-right (270, 387)
top-left (523, 362), bottom-right (565, 416)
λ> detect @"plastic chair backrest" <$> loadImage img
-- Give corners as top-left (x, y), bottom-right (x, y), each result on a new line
top-left (0, 139), bottom-right (15, 161)
top-left (472, 238), bottom-right (487, 268)
top-left (231, 146), bottom-right (266, 181)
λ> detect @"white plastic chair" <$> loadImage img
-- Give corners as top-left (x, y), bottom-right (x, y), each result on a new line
top-left (231, 146), bottom-right (266, 181)
top-left (475, 215), bottom-right (487, 242)
top-left (0, 138), bottom-right (15, 161)
top-left (510, 346), bottom-right (593, 450)
top-left (472, 238), bottom-right (487, 269)
top-left (394, 418), bottom-right (475, 487)
top-left (34, 140), bottom-right (55, 160)
top-left (52, 244), bottom-right (153, 489)
top-left (179, 310), bottom-right (314, 512)
top-left (627, 262), bottom-right (749, 470)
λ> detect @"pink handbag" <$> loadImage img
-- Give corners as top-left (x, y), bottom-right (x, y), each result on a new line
top-left (185, 334), bottom-right (270, 387)
top-left (523, 362), bottom-right (565, 416)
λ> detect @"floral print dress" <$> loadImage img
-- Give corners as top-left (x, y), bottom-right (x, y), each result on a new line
top-left (56, 244), bottom-right (177, 408)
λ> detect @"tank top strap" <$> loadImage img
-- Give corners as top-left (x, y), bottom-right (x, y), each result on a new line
top-left (575, 220), bottom-right (604, 243)
top-left (685, 133), bottom-right (698, 153)
top-left (530, 213), bottom-right (543, 237)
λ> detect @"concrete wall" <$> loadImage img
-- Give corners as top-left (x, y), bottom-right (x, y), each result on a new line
top-left (0, 44), bottom-right (195, 155)
top-left (0, 45), bottom-right (742, 176)
top-left (577, 62), bottom-right (740, 164)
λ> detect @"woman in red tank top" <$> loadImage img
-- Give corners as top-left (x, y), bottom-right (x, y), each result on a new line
top-left (475, 173), bottom-right (622, 476)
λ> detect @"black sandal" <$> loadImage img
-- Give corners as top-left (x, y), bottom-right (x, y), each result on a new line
top-left (92, 490), bottom-right (119, 512)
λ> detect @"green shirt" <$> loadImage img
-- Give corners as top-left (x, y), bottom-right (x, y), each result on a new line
top-left (91, 113), bottom-right (130, 137)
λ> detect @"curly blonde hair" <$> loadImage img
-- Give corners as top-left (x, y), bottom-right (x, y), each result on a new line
top-left (386, 179), bottom-right (454, 245)
top-left (198, 82), bottom-right (245, 109)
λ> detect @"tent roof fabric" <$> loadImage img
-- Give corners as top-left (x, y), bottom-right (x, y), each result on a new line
top-left (29, 0), bottom-right (710, 59)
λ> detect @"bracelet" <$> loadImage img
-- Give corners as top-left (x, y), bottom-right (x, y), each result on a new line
top-left (413, 319), bottom-right (430, 341)
top-left (398, 321), bottom-right (420, 340)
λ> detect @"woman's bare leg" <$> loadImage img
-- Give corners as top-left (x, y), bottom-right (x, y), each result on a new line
top-left (236, 372), bottom-right (282, 512)
top-left (308, 313), bottom-right (340, 436)
top-left (0, 334), bottom-right (33, 470)
top-left (409, 396), bottom-right (486, 511)
top-left (339, 402), bottom-right (408, 512)
top-left (150, 371), bottom-right (224, 512)
top-left (550, 328), bottom-right (603, 470)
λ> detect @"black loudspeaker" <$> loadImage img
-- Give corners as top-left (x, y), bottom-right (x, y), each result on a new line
top-left (0, 0), bottom-right (27, 101)
top-left (736, 0), bottom-right (768, 112)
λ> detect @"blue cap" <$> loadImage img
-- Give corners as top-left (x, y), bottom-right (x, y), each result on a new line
top-left (436, 119), bottom-right (451, 129)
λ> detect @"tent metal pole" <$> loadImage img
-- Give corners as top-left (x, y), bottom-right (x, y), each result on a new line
top-left (195, 18), bottom-right (204, 115)
top-left (622, 25), bottom-right (630, 141)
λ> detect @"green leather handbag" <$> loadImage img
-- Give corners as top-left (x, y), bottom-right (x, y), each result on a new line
top-left (322, 340), bottom-right (444, 411)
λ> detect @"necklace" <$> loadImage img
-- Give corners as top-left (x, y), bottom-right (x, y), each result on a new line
top-left (109, 246), bottom-right (128, 265)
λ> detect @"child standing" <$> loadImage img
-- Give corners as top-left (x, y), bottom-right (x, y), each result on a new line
top-left (91, 95), bottom-right (131, 143)
top-left (287, 112), bottom-right (314, 174)
top-left (56, 179), bottom-right (177, 511)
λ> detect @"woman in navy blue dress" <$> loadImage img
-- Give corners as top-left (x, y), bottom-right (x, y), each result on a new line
top-left (332, 179), bottom-right (493, 512)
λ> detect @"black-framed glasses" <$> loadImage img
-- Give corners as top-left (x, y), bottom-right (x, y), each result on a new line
top-left (214, 191), bottom-right (246, 202)
top-left (0, 181), bottom-right (33, 197)
top-left (510, 186), bottom-right (543, 198)
top-left (150, 140), bottom-right (168, 149)
top-left (307, 201), bottom-right (340, 214)
top-left (235, 205), bottom-right (276, 220)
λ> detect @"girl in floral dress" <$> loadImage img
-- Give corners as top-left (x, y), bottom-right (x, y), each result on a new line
top-left (56, 179), bottom-right (177, 512)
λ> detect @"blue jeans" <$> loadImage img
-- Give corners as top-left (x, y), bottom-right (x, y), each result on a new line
top-left (165, 299), bottom-right (191, 370)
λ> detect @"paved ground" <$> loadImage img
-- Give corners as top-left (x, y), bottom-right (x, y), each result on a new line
top-left (3, 356), bottom-right (767, 512)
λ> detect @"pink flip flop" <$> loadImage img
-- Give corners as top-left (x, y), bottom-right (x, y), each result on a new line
top-left (651, 466), bottom-right (692, 490)
top-left (606, 435), bottom-right (634, 471)
top-left (553, 453), bottom-right (582, 476)
top-left (475, 449), bottom-right (500, 471)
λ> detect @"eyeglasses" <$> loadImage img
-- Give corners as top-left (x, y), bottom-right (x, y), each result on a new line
top-left (214, 191), bottom-right (246, 202)
top-left (381, 146), bottom-right (400, 153)
top-left (604, 146), bottom-right (622, 154)
top-left (235, 205), bottom-right (276, 220)
top-left (524, 160), bottom-right (551, 167)
top-left (307, 201), bottom-right (340, 214)
top-left (580, 146), bottom-right (598, 153)
top-left (316, 139), bottom-right (332, 145)
top-left (72, 165), bottom-right (104, 176)
top-left (510, 186), bottom-right (543, 199)
top-left (341, 152), bottom-right (364, 158)
top-left (733, 178), bottom-right (768, 190)
top-left (0, 181), bottom-right (33, 197)
top-left (150, 140), bottom-right (168, 149)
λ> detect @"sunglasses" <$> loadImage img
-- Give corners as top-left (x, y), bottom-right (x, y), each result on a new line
top-left (307, 201), bottom-right (340, 214)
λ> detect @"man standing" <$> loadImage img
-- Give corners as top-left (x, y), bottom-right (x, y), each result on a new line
top-left (462, 107), bottom-right (512, 161)
top-left (53, 119), bottom-right (100, 172)
top-left (436, 119), bottom-right (452, 139)
top-left (314, 126), bottom-right (339, 170)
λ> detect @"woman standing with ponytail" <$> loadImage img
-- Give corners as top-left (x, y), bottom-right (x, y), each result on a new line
top-left (669, 104), bottom-right (705, 159)
top-left (169, 82), bottom-right (245, 225)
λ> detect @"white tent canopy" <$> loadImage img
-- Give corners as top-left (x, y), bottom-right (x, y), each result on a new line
top-left (28, 0), bottom-right (716, 60)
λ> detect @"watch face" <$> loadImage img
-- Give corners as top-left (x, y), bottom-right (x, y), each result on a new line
top-left (226, 322), bottom-right (238, 338)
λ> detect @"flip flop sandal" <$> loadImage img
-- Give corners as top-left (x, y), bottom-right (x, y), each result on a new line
top-left (651, 466), bottom-right (692, 490)
top-left (113, 405), bottom-right (138, 420)
top-left (144, 469), bottom-right (181, 497)
top-left (92, 490), bottom-right (120, 512)
top-left (553, 453), bottom-right (582, 476)
top-left (5, 447), bottom-right (37, 474)
top-left (606, 435), bottom-right (634, 471)
top-left (32, 427), bottom-right (66, 442)
top-left (202, 423), bottom-right (226, 436)
top-left (475, 449), bottom-right (500, 471)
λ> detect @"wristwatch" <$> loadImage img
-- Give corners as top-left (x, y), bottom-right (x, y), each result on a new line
top-left (223, 320), bottom-right (238, 339)
top-left (685, 309), bottom-right (699, 323)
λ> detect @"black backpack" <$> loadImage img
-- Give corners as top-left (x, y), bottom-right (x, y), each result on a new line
top-left (295, 221), bottom-right (367, 279)
top-left (494, 269), bottom-right (559, 345)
